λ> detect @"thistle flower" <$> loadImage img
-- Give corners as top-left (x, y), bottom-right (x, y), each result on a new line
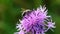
top-left (14, 6), bottom-right (55, 34)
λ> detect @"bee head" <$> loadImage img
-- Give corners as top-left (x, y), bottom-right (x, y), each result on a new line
top-left (22, 9), bottom-right (32, 16)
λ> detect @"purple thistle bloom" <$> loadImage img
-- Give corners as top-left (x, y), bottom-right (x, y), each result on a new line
top-left (14, 6), bottom-right (55, 34)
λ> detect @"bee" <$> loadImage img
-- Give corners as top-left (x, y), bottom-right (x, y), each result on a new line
top-left (22, 9), bottom-right (32, 16)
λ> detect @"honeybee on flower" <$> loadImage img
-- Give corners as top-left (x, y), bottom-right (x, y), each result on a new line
top-left (14, 6), bottom-right (55, 34)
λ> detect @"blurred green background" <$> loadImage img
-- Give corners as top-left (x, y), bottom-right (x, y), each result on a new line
top-left (0, 0), bottom-right (60, 34)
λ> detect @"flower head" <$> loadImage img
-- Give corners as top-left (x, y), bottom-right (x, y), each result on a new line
top-left (15, 6), bottom-right (55, 34)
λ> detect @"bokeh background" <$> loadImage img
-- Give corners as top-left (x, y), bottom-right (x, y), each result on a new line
top-left (0, 0), bottom-right (60, 34)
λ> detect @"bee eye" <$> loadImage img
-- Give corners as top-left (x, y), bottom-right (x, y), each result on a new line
top-left (23, 12), bottom-right (27, 16)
